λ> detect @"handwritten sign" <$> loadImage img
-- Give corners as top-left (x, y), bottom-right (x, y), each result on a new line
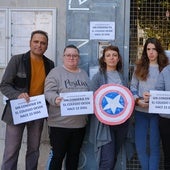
top-left (149, 90), bottom-right (170, 114)
top-left (60, 91), bottom-right (93, 116)
top-left (10, 94), bottom-right (48, 124)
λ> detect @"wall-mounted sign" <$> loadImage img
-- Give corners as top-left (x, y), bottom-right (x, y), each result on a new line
top-left (90, 21), bottom-right (115, 40)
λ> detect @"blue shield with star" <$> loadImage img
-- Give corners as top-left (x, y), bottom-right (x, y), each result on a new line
top-left (94, 84), bottom-right (134, 125)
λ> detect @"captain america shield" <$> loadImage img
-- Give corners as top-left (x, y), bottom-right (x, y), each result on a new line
top-left (94, 83), bottom-right (134, 125)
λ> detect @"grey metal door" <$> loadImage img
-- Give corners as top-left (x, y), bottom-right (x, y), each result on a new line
top-left (66, 1), bottom-right (130, 169)
top-left (66, 0), bottom-right (130, 83)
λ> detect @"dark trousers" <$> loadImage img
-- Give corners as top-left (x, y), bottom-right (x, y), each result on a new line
top-left (159, 117), bottom-right (170, 170)
top-left (1, 119), bottom-right (44, 170)
top-left (49, 126), bottom-right (86, 170)
top-left (99, 120), bottom-right (129, 170)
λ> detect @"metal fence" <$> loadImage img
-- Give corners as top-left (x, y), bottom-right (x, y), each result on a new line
top-left (128, 0), bottom-right (170, 169)
top-left (129, 0), bottom-right (170, 78)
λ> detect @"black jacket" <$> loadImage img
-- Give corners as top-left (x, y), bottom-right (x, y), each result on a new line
top-left (0, 51), bottom-right (54, 124)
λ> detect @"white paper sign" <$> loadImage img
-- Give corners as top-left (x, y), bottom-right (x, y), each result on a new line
top-left (10, 94), bottom-right (48, 124)
top-left (149, 90), bottom-right (170, 114)
top-left (60, 91), bottom-right (94, 116)
top-left (90, 21), bottom-right (115, 40)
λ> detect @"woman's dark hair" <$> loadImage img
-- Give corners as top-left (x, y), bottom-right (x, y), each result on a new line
top-left (135, 37), bottom-right (168, 80)
top-left (99, 45), bottom-right (122, 73)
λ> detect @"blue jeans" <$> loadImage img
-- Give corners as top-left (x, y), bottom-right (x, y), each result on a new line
top-left (135, 111), bottom-right (160, 170)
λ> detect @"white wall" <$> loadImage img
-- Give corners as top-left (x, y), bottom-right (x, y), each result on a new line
top-left (0, 0), bottom-right (66, 168)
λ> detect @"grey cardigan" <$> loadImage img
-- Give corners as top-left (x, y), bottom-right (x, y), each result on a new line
top-left (89, 70), bottom-right (127, 166)
top-left (155, 64), bottom-right (170, 118)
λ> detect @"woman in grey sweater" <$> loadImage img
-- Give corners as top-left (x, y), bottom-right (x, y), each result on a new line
top-left (44, 45), bottom-right (90, 170)
top-left (130, 38), bottom-right (168, 170)
top-left (89, 45), bottom-right (129, 170)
